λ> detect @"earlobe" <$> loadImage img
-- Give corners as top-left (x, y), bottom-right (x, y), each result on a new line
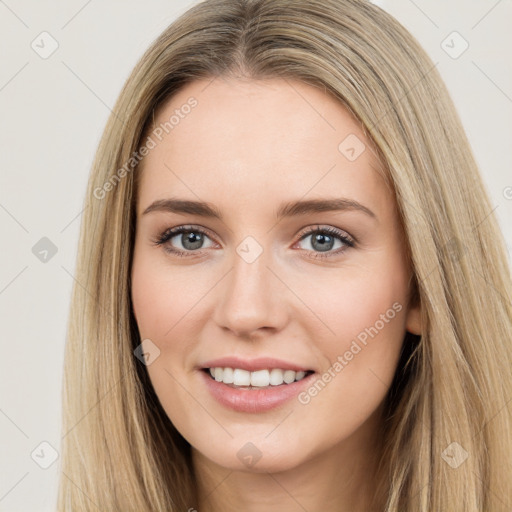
top-left (405, 303), bottom-right (422, 335)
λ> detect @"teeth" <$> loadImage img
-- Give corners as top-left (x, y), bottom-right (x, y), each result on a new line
top-left (269, 368), bottom-right (284, 386)
top-left (251, 369), bottom-right (269, 387)
top-left (233, 368), bottom-right (251, 386)
top-left (283, 370), bottom-right (296, 384)
top-left (206, 367), bottom-right (311, 387)
top-left (222, 367), bottom-right (234, 384)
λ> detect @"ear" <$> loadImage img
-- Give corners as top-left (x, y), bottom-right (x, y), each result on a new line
top-left (405, 302), bottom-right (422, 335)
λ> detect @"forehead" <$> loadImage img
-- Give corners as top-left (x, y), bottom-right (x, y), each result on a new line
top-left (136, 77), bottom-right (392, 219)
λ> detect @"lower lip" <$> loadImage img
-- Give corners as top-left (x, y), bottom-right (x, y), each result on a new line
top-left (200, 370), bottom-right (315, 413)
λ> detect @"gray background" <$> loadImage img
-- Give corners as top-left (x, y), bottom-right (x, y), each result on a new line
top-left (1, 0), bottom-right (511, 510)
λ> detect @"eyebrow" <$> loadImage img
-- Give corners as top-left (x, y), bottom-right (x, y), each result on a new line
top-left (142, 197), bottom-right (376, 220)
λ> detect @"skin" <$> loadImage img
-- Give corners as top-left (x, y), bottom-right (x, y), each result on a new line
top-left (131, 76), bottom-right (421, 512)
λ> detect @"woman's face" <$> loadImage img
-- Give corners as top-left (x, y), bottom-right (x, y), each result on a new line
top-left (131, 76), bottom-right (421, 473)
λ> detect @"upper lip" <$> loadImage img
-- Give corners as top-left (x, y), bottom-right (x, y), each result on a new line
top-left (199, 356), bottom-right (313, 373)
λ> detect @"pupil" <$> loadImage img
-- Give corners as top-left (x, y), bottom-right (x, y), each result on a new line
top-left (182, 232), bottom-right (203, 250)
top-left (313, 233), bottom-right (334, 252)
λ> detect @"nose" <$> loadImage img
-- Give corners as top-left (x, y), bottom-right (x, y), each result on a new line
top-left (212, 246), bottom-right (289, 339)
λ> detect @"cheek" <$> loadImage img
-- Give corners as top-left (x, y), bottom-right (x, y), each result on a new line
top-left (300, 258), bottom-right (408, 362)
top-left (130, 248), bottom-right (217, 419)
top-left (327, 281), bottom-right (407, 352)
top-left (131, 248), bottom-right (210, 342)
top-left (293, 256), bottom-right (409, 347)
top-left (291, 259), bottom-right (410, 428)
top-left (130, 250), bottom-right (207, 437)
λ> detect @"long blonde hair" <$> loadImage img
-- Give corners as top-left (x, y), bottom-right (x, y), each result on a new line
top-left (58, 0), bottom-right (512, 509)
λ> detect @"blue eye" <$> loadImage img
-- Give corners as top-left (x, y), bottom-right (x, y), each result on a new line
top-left (153, 224), bottom-right (354, 259)
top-left (153, 226), bottom-right (215, 256)
top-left (296, 226), bottom-right (354, 259)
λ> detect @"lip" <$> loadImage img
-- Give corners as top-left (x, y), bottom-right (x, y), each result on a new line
top-left (199, 368), bottom-right (316, 413)
top-left (199, 356), bottom-right (313, 373)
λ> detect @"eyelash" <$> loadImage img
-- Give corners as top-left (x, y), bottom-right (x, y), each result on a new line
top-left (151, 224), bottom-right (355, 260)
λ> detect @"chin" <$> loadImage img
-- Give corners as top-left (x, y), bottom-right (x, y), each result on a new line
top-left (192, 435), bottom-right (309, 474)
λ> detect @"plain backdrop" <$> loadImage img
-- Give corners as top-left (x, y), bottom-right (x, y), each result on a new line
top-left (0, 0), bottom-right (511, 510)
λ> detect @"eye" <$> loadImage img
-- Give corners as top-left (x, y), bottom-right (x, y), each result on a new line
top-left (152, 225), bottom-right (216, 256)
top-left (152, 224), bottom-right (355, 260)
top-left (295, 226), bottom-right (354, 259)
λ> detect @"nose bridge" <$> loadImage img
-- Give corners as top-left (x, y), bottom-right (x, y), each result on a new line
top-left (213, 240), bottom-right (286, 336)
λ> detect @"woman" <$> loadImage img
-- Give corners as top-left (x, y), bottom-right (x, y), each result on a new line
top-left (58, 0), bottom-right (512, 510)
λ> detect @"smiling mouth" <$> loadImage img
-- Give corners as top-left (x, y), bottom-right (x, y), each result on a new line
top-left (202, 367), bottom-right (315, 389)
